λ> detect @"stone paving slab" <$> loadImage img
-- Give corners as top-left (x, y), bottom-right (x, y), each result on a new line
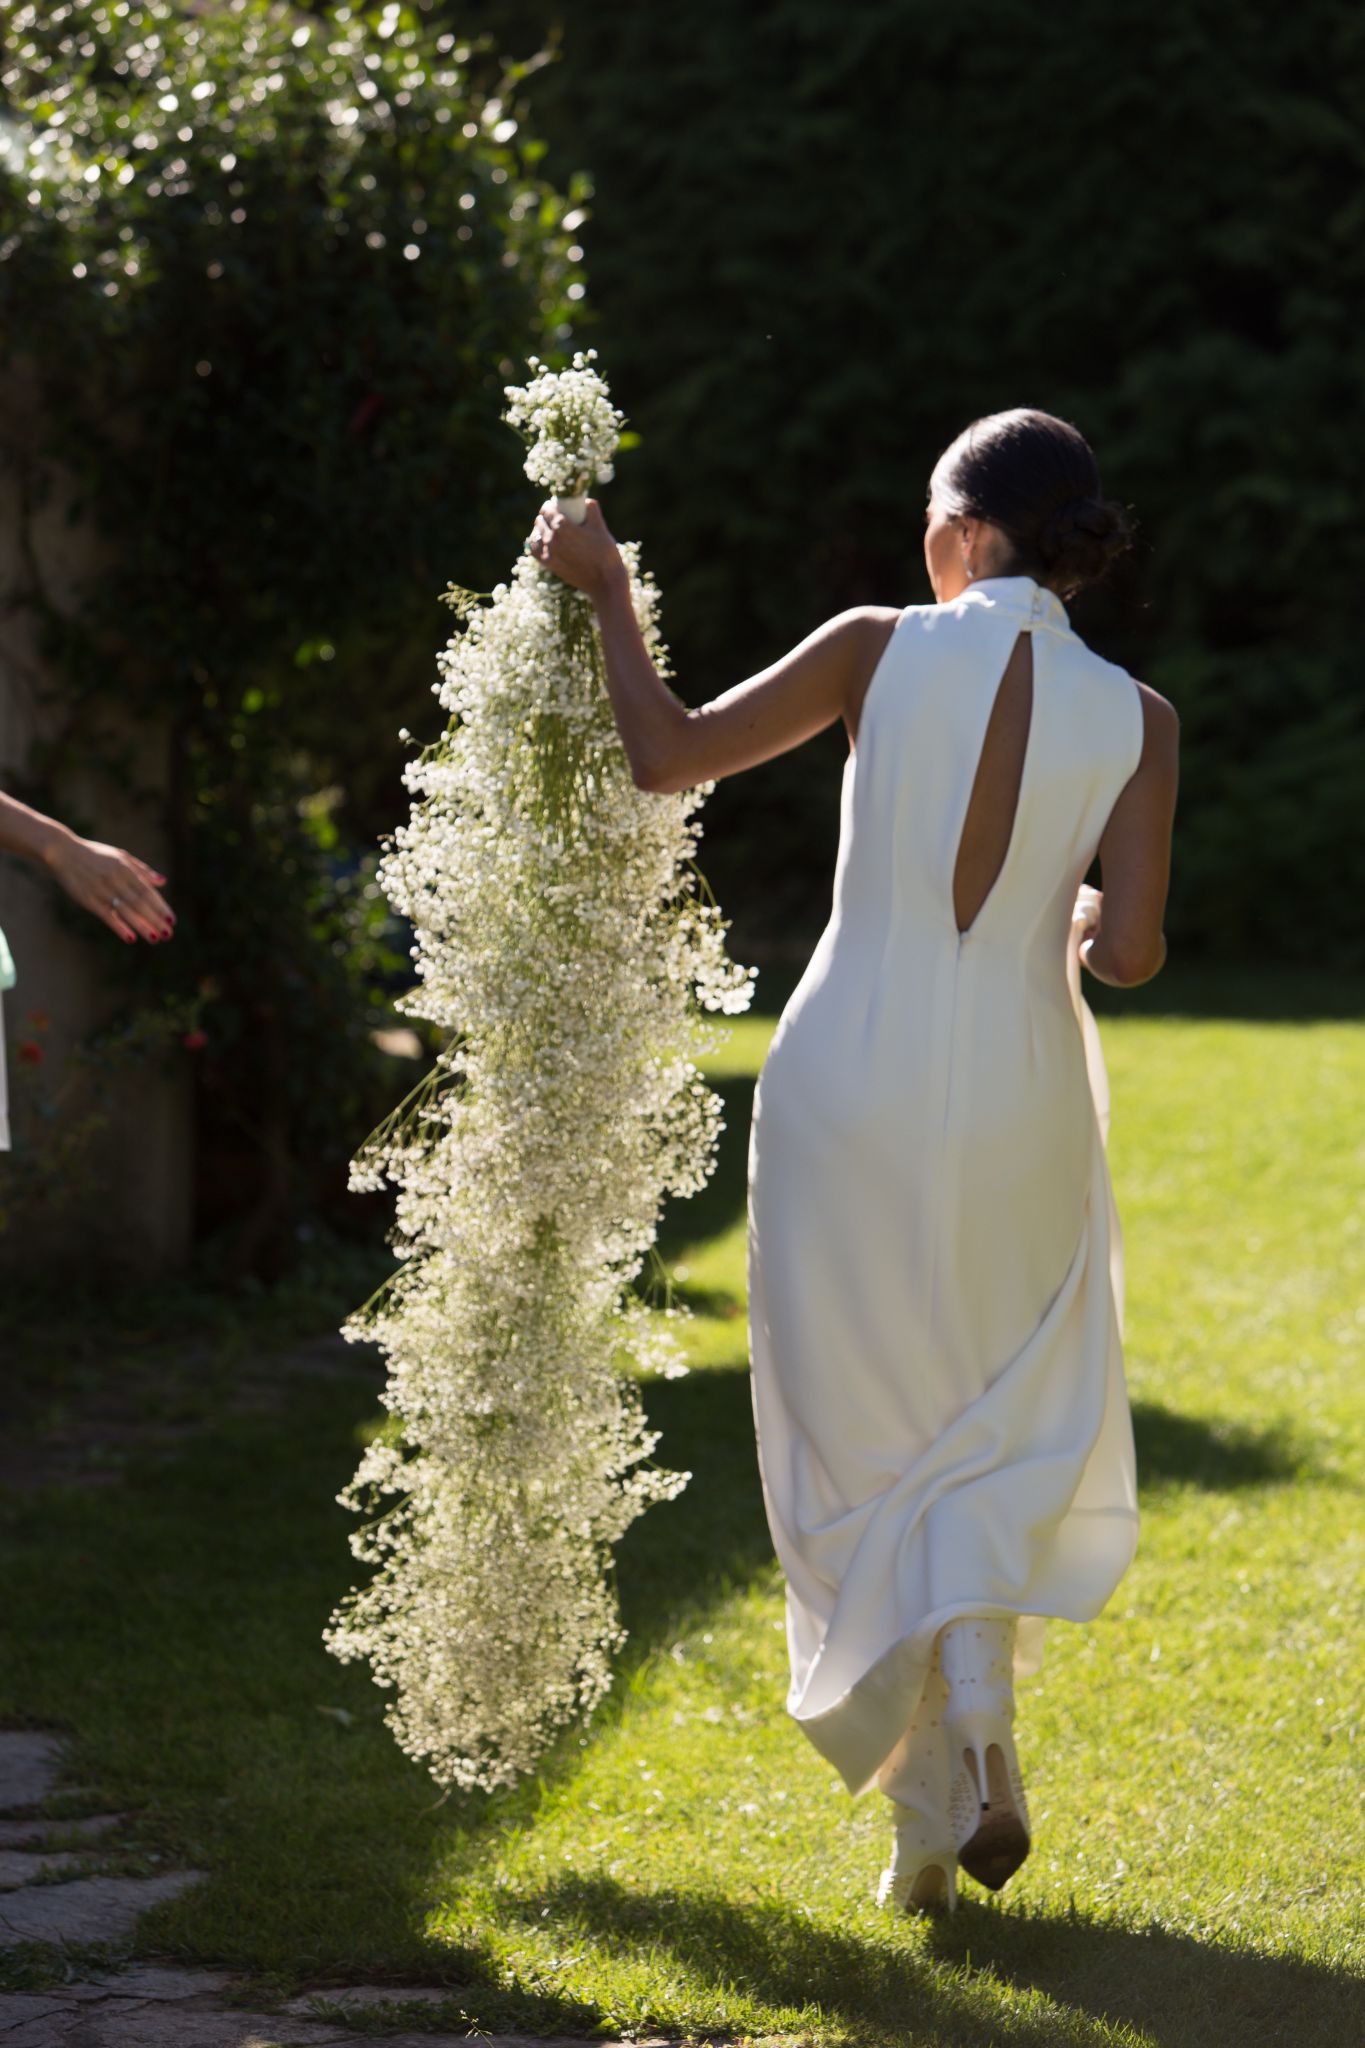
top-left (0, 1718), bottom-right (704, 2043)
top-left (0, 1973), bottom-right (688, 2044)
top-left (0, 2005), bottom-right (352, 2045)
top-left (0, 1734), bottom-right (64, 1812)
top-left (282, 1984), bottom-right (459, 2014)
top-left (0, 1868), bottom-right (207, 1946)
top-left (0, 1996), bottom-right (73, 2039)
top-left (68, 1968), bottom-right (237, 2000)
top-left (0, 1850), bottom-right (85, 1887)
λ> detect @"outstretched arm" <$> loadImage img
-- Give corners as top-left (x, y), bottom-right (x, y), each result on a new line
top-left (0, 789), bottom-right (175, 945)
top-left (528, 496), bottom-right (885, 792)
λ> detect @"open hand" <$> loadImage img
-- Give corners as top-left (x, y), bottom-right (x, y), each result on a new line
top-left (525, 497), bottom-right (626, 599)
top-left (45, 833), bottom-right (175, 945)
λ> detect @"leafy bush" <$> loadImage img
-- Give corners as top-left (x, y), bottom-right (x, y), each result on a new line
top-left (1, 0), bottom-right (593, 1269)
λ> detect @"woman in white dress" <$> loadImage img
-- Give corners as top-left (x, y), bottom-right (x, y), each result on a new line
top-left (530, 406), bottom-right (1179, 1916)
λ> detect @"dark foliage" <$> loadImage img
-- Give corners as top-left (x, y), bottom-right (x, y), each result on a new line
top-left (461, 0), bottom-right (1365, 965)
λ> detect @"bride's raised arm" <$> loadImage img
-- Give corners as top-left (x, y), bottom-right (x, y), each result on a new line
top-left (528, 494), bottom-right (893, 793)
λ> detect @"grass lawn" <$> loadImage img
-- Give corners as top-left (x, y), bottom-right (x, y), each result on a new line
top-left (1, 968), bottom-right (1362, 2045)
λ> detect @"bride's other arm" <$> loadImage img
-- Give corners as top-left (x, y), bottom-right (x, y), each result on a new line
top-left (1081, 683), bottom-right (1179, 987)
top-left (528, 497), bottom-right (890, 792)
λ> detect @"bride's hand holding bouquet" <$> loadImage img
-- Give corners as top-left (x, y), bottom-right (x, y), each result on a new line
top-left (526, 496), bottom-right (626, 600)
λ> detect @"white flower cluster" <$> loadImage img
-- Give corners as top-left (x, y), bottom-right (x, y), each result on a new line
top-left (323, 356), bottom-right (757, 1794)
top-left (501, 347), bottom-right (623, 498)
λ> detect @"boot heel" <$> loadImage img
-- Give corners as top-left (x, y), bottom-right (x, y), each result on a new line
top-left (876, 1646), bottom-right (957, 1915)
top-left (945, 1706), bottom-right (1031, 1892)
top-left (877, 1806), bottom-right (959, 1917)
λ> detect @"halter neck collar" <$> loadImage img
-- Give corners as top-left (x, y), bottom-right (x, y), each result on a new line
top-left (956, 574), bottom-right (1072, 633)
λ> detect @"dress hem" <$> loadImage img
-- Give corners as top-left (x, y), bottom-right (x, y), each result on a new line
top-left (788, 1530), bottom-right (1140, 1798)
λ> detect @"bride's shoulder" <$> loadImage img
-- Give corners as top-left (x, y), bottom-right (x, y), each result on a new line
top-left (809, 604), bottom-right (910, 667)
top-left (834, 603), bottom-right (910, 634)
top-left (842, 600), bottom-right (938, 644)
top-left (1132, 678), bottom-right (1180, 759)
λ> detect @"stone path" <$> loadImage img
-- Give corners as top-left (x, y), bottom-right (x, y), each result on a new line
top-left (0, 1732), bottom-right (687, 2047)
top-left (0, 1735), bottom-right (208, 1955)
top-left (0, 1967), bottom-right (684, 2044)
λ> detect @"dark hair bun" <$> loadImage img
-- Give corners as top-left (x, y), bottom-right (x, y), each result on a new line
top-left (932, 410), bottom-right (1136, 598)
top-left (1035, 495), bottom-right (1133, 593)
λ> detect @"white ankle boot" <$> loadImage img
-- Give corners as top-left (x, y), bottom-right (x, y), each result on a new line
top-left (939, 1615), bottom-right (1031, 1892)
top-left (875, 1638), bottom-right (957, 1914)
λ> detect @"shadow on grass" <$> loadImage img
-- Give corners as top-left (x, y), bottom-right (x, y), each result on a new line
top-left (611, 1366), bottom-right (1336, 1713)
top-left (654, 1069), bottom-right (756, 1266)
top-left (619, 1363), bottom-right (772, 1637)
top-left (622, 1370), bottom-right (1332, 1663)
top-left (513, 1369), bottom-right (1341, 1836)
top-left (504, 1870), bottom-right (1363, 2048)
top-left (1131, 1397), bottom-right (1326, 1493)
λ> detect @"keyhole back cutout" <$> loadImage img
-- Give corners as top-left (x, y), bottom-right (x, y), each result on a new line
top-left (952, 628), bottom-right (1034, 937)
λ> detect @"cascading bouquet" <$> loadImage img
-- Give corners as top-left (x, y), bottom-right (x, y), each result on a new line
top-left (323, 350), bottom-right (756, 1794)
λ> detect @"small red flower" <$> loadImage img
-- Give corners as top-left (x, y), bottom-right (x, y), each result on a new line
top-left (182, 1029), bottom-right (208, 1052)
top-left (17, 1040), bottom-right (44, 1065)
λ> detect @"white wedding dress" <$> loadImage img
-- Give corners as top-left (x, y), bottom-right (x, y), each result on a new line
top-left (746, 573), bottom-right (1143, 1796)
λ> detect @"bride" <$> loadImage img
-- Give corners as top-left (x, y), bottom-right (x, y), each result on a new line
top-left (531, 405), bottom-right (1177, 1915)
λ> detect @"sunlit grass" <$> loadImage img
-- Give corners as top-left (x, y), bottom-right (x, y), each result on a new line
top-left (1, 980), bottom-right (1361, 2044)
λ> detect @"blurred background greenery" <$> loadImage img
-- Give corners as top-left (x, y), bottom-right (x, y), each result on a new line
top-left (2, 0), bottom-right (1361, 1279)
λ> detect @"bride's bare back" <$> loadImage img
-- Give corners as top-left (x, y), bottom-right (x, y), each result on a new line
top-left (951, 629), bottom-right (1033, 937)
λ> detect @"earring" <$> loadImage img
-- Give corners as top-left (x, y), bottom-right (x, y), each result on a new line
top-left (962, 553), bottom-right (974, 581)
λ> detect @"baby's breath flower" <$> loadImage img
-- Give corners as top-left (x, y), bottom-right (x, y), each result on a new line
top-left (502, 348), bottom-right (625, 499)
top-left (324, 356), bottom-right (756, 1793)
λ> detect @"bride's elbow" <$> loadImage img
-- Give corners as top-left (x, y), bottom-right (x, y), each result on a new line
top-left (630, 707), bottom-right (698, 793)
top-left (1106, 933), bottom-right (1168, 986)
top-left (633, 747), bottom-right (701, 795)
